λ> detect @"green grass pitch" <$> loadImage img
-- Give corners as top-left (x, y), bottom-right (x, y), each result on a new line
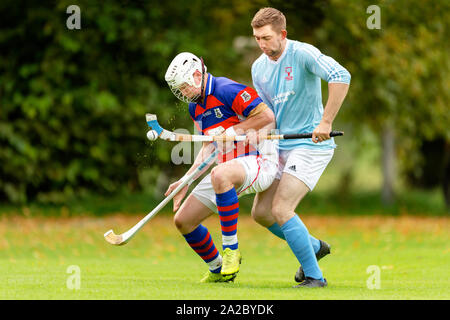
top-left (0, 214), bottom-right (448, 299)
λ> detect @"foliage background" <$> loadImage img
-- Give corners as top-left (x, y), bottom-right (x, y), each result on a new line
top-left (1, 0), bottom-right (448, 210)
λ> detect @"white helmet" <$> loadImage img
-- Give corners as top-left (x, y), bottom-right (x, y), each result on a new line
top-left (165, 52), bottom-right (207, 103)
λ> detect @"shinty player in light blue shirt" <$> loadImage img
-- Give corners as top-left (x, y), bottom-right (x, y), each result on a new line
top-left (249, 7), bottom-right (350, 288)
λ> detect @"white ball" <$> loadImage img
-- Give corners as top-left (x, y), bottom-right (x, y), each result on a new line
top-left (146, 130), bottom-right (158, 141)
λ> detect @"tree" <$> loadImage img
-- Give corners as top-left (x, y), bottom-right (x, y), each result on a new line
top-left (314, 0), bottom-right (450, 205)
top-left (0, 0), bottom-right (257, 203)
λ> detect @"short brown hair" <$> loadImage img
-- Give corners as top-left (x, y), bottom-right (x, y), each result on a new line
top-left (251, 7), bottom-right (286, 33)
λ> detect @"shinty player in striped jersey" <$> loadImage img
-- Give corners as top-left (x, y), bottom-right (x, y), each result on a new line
top-left (250, 7), bottom-right (351, 288)
top-left (163, 52), bottom-right (278, 282)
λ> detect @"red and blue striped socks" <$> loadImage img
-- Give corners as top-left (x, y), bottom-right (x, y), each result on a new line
top-left (216, 188), bottom-right (239, 250)
top-left (183, 225), bottom-right (222, 273)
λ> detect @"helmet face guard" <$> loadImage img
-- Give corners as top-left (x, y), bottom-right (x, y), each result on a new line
top-left (167, 81), bottom-right (201, 103)
top-left (165, 53), bottom-right (207, 103)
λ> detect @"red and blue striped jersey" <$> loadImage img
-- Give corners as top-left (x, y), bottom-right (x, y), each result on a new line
top-left (188, 74), bottom-right (263, 163)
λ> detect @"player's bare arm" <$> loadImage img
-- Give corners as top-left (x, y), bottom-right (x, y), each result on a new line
top-left (221, 103), bottom-right (276, 146)
top-left (245, 105), bottom-right (277, 146)
top-left (216, 103), bottom-right (275, 152)
top-left (234, 103), bottom-right (275, 132)
top-left (312, 83), bottom-right (350, 143)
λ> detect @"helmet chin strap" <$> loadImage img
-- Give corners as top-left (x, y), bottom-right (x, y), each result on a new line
top-left (195, 57), bottom-right (206, 104)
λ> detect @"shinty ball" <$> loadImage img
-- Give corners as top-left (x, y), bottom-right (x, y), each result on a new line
top-left (146, 130), bottom-right (158, 141)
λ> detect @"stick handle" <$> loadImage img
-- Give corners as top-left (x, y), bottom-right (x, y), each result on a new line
top-left (279, 131), bottom-right (344, 140)
top-left (211, 131), bottom-right (344, 141)
top-left (122, 149), bottom-right (220, 241)
top-left (145, 113), bottom-right (344, 142)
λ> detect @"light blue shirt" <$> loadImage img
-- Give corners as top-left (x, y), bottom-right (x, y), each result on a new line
top-left (251, 39), bottom-right (351, 150)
